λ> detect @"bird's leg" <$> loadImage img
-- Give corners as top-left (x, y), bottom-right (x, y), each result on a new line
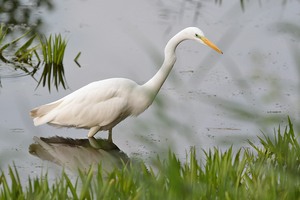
top-left (88, 126), bottom-right (101, 138)
top-left (108, 128), bottom-right (113, 142)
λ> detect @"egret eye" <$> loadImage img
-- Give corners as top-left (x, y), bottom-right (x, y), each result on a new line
top-left (195, 33), bottom-right (201, 38)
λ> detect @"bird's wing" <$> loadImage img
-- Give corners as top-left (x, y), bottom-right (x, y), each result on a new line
top-left (50, 95), bottom-right (129, 128)
top-left (31, 79), bottom-right (132, 128)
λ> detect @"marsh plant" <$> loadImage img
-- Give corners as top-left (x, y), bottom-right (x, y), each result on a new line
top-left (37, 34), bottom-right (68, 92)
top-left (0, 119), bottom-right (299, 199)
top-left (0, 25), bottom-right (38, 66)
top-left (0, 24), bottom-right (79, 91)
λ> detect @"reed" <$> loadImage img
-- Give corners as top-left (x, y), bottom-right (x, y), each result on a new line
top-left (0, 24), bottom-right (35, 64)
top-left (36, 34), bottom-right (68, 92)
top-left (0, 119), bottom-right (299, 199)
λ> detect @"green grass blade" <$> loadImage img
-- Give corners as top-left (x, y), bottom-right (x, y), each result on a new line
top-left (74, 52), bottom-right (82, 67)
top-left (79, 167), bottom-right (94, 200)
top-left (63, 173), bottom-right (79, 200)
top-left (0, 29), bottom-right (31, 52)
top-left (0, 171), bottom-right (12, 199)
top-left (15, 34), bottom-right (37, 57)
top-left (0, 24), bottom-right (8, 46)
top-left (36, 34), bottom-right (68, 92)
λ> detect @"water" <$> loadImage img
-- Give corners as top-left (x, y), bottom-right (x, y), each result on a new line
top-left (0, 0), bottom-right (299, 182)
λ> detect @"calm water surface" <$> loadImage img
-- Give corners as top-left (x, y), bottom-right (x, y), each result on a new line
top-left (0, 0), bottom-right (299, 182)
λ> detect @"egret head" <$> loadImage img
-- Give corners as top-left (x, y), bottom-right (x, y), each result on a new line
top-left (184, 27), bottom-right (223, 54)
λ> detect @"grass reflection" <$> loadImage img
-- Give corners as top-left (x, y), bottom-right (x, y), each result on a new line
top-left (0, 25), bottom-right (39, 81)
top-left (14, 34), bottom-right (39, 65)
top-left (0, 25), bottom-right (36, 65)
top-left (0, 24), bottom-right (81, 92)
top-left (36, 34), bottom-right (68, 92)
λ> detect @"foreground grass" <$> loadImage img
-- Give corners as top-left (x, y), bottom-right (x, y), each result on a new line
top-left (1, 119), bottom-right (300, 199)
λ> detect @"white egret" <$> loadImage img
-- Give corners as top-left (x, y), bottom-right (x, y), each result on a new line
top-left (30, 27), bottom-right (223, 141)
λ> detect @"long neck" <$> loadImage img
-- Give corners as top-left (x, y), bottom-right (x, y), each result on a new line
top-left (143, 30), bottom-right (187, 97)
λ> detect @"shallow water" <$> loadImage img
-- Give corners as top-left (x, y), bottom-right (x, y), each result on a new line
top-left (0, 0), bottom-right (299, 182)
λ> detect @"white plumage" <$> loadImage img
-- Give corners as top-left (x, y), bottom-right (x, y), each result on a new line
top-left (30, 27), bottom-right (222, 140)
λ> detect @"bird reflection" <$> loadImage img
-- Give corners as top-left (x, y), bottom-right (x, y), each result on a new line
top-left (29, 136), bottom-right (129, 173)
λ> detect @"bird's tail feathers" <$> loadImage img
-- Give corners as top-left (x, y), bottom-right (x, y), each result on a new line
top-left (33, 115), bottom-right (53, 126)
top-left (30, 101), bottom-right (62, 126)
top-left (30, 101), bottom-right (61, 117)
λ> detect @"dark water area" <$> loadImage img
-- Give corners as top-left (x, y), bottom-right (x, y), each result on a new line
top-left (0, 0), bottom-right (299, 182)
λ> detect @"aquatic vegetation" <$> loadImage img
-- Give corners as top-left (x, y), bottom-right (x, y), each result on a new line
top-left (0, 24), bottom-right (8, 63)
top-left (0, 25), bottom-right (7, 47)
top-left (0, 119), bottom-right (299, 199)
top-left (74, 52), bottom-right (82, 68)
top-left (36, 34), bottom-right (68, 92)
top-left (0, 24), bottom-right (37, 65)
top-left (13, 34), bottom-right (39, 65)
top-left (0, 24), bottom-right (80, 92)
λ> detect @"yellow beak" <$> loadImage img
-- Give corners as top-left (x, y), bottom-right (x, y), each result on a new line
top-left (201, 37), bottom-right (223, 54)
